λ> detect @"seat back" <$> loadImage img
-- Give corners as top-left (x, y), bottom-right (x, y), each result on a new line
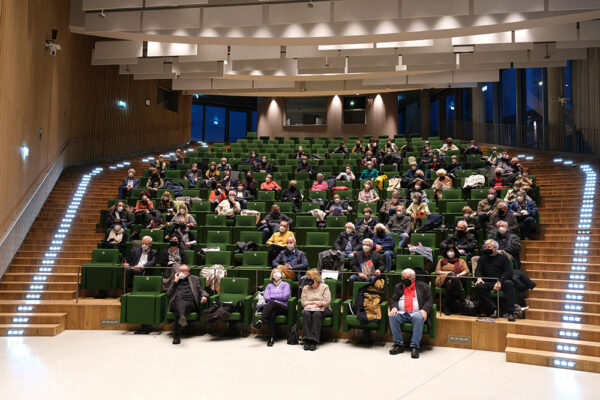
top-left (192, 201), bottom-right (211, 212)
top-left (305, 232), bottom-right (329, 246)
top-left (395, 255), bottom-right (425, 272)
top-left (206, 230), bottom-right (231, 244)
top-left (410, 233), bottom-right (437, 248)
top-left (205, 251), bottom-right (231, 267)
top-left (219, 277), bottom-right (249, 303)
top-left (257, 191), bottom-right (276, 201)
top-left (295, 215), bottom-right (317, 228)
top-left (276, 202), bottom-right (293, 215)
top-left (235, 215), bottom-right (257, 227)
top-left (326, 216), bottom-right (347, 228)
top-left (443, 189), bottom-right (462, 200)
top-left (242, 251), bottom-right (269, 267)
top-left (91, 249), bottom-right (120, 264)
top-left (132, 276), bottom-right (162, 293)
top-left (239, 231), bottom-right (263, 244)
top-left (140, 229), bottom-right (164, 243)
top-left (205, 214), bottom-right (227, 226)
top-left (246, 201), bottom-right (266, 213)
top-left (301, 203), bottom-right (321, 213)
top-left (446, 201), bottom-right (468, 214)
top-left (352, 281), bottom-right (370, 303)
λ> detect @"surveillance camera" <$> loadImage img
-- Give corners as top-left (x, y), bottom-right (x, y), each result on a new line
top-left (45, 41), bottom-right (62, 56)
top-left (307, 1), bottom-right (314, 8)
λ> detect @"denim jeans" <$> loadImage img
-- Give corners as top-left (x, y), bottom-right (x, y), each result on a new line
top-left (349, 274), bottom-right (378, 285)
top-left (389, 312), bottom-right (425, 349)
top-left (382, 250), bottom-right (396, 272)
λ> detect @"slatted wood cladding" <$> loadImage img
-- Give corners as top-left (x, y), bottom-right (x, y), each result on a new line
top-left (0, 0), bottom-right (192, 240)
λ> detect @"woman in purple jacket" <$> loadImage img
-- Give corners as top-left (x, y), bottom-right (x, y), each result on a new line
top-left (253, 269), bottom-right (291, 347)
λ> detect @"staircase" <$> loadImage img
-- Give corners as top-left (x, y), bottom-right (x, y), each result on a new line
top-left (0, 162), bottom-right (141, 336)
top-left (505, 155), bottom-right (600, 373)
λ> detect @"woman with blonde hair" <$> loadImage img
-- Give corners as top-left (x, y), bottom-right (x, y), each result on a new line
top-left (170, 203), bottom-right (197, 227)
top-left (300, 269), bottom-right (332, 351)
top-left (253, 268), bottom-right (291, 347)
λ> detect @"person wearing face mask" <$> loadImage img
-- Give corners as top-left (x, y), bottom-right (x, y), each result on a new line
top-left (336, 164), bottom-right (355, 181)
top-left (258, 205), bottom-right (294, 244)
top-left (245, 152), bottom-right (258, 165)
top-left (102, 222), bottom-right (128, 254)
top-left (311, 173), bottom-right (329, 191)
top-left (358, 180), bottom-right (380, 204)
top-left (107, 201), bottom-right (132, 229)
top-left (506, 157), bottom-right (522, 179)
top-left (382, 148), bottom-right (399, 166)
top-left (372, 224), bottom-right (396, 272)
top-left (515, 167), bottom-right (534, 194)
top-left (300, 269), bottom-right (332, 351)
top-left (439, 137), bottom-right (459, 153)
top-left (432, 169), bottom-right (452, 190)
top-left (146, 167), bottom-right (165, 197)
top-left (361, 150), bottom-right (379, 167)
top-left (425, 155), bottom-right (442, 179)
top-left (504, 181), bottom-right (527, 202)
top-left (185, 162), bottom-right (202, 189)
top-left (488, 202), bottom-right (519, 236)
top-left (325, 194), bottom-right (350, 217)
top-left (445, 155), bottom-right (462, 177)
top-left (352, 140), bottom-right (364, 154)
top-left (349, 239), bottom-right (385, 284)
top-left (486, 147), bottom-right (500, 164)
top-left (332, 141), bottom-right (349, 158)
top-left (123, 236), bottom-right (158, 289)
top-left (234, 183), bottom-right (251, 209)
top-left (455, 206), bottom-right (481, 233)
top-left (208, 183), bottom-right (227, 211)
top-left (272, 237), bottom-right (309, 274)
top-left (489, 167), bottom-right (509, 192)
top-left (389, 268), bottom-right (433, 358)
top-left (260, 174), bottom-right (281, 192)
top-left (406, 174), bottom-right (428, 200)
top-left (215, 190), bottom-right (241, 218)
top-left (266, 221), bottom-right (295, 266)
top-left (296, 155), bottom-right (314, 175)
top-left (359, 161), bottom-right (379, 182)
top-left (134, 191), bottom-right (154, 224)
top-left (160, 236), bottom-right (188, 290)
top-left (477, 189), bottom-right (502, 224)
top-left (205, 161), bottom-right (221, 186)
top-left (167, 265), bottom-right (208, 344)
top-left (474, 240), bottom-right (517, 321)
top-left (150, 156), bottom-right (168, 178)
top-left (220, 171), bottom-right (234, 192)
top-left (356, 207), bottom-right (378, 238)
top-left (508, 190), bottom-right (538, 239)
top-left (169, 204), bottom-right (197, 228)
top-left (406, 193), bottom-right (430, 229)
top-left (243, 171), bottom-right (257, 196)
top-left (386, 205), bottom-right (412, 248)
top-left (435, 246), bottom-right (471, 315)
top-left (380, 191), bottom-right (403, 218)
top-left (156, 191), bottom-right (175, 217)
top-left (281, 180), bottom-right (302, 212)
top-left (464, 140), bottom-right (482, 155)
top-left (334, 223), bottom-right (362, 258)
top-left (295, 145), bottom-right (305, 160)
top-left (253, 269), bottom-right (292, 347)
top-left (118, 168), bottom-right (139, 199)
top-left (385, 138), bottom-right (399, 152)
top-left (404, 161), bottom-right (419, 183)
top-left (254, 156), bottom-right (274, 173)
top-left (217, 157), bottom-right (232, 173)
top-left (488, 220), bottom-right (521, 269)
top-left (441, 220), bottom-right (478, 258)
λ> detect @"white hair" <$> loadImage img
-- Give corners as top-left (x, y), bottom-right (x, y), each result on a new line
top-left (142, 235), bottom-right (153, 243)
top-left (362, 238), bottom-right (373, 246)
top-left (484, 239), bottom-right (499, 250)
top-left (456, 220), bottom-right (467, 228)
top-left (345, 222), bottom-right (355, 230)
top-left (402, 268), bottom-right (416, 278)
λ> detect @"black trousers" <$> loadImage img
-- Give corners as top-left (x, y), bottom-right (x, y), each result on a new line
top-left (125, 266), bottom-right (143, 290)
top-left (475, 280), bottom-right (516, 315)
top-left (268, 245), bottom-right (284, 266)
top-left (301, 308), bottom-right (333, 344)
top-left (260, 301), bottom-right (288, 337)
top-left (172, 296), bottom-right (196, 337)
top-left (442, 276), bottom-right (467, 312)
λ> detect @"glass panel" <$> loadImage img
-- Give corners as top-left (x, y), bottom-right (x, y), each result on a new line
top-left (251, 111), bottom-right (258, 131)
top-left (564, 60), bottom-right (572, 111)
top-left (445, 94), bottom-right (455, 120)
top-left (228, 110), bottom-right (247, 143)
top-left (285, 97), bottom-right (327, 125)
top-left (430, 99), bottom-right (439, 136)
top-left (501, 69), bottom-right (516, 124)
top-left (483, 83), bottom-right (494, 123)
top-left (462, 89), bottom-right (472, 122)
top-left (525, 68), bottom-right (544, 144)
top-left (191, 104), bottom-right (204, 141)
top-left (204, 106), bottom-right (226, 143)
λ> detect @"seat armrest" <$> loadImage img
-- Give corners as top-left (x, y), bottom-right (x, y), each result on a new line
top-left (287, 297), bottom-right (297, 329)
top-left (379, 301), bottom-right (389, 335)
top-left (331, 298), bottom-right (342, 331)
top-left (342, 299), bottom-right (352, 332)
top-left (209, 294), bottom-right (220, 305)
top-left (156, 293), bottom-right (167, 323)
top-left (242, 295), bottom-right (254, 326)
top-left (119, 293), bottom-right (130, 323)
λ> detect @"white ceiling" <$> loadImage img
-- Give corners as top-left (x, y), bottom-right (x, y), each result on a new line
top-left (70, 0), bottom-right (600, 96)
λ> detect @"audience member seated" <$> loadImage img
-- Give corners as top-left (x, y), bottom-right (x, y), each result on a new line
top-left (385, 138), bottom-right (398, 153)
top-left (464, 140), bottom-right (482, 155)
top-left (388, 268), bottom-right (433, 359)
top-left (170, 204), bottom-right (197, 227)
top-left (439, 137), bottom-right (459, 153)
top-left (123, 236), bottom-right (157, 287)
top-left (266, 220), bottom-right (294, 266)
top-left (356, 207), bottom-right (377, 238)
top-left (102, 222), bottom-right (127, 254)
top-left (259, 204), bottom-right (294, 243)
top-left (243, 171), bottom-right (257, 196)
top-left (118, 168), bottom-right (139, 199)
top-left (386, 204), bottom-right (411, 249)
top-left (359, 161), bottom-right (379, 181)
top-left (301, 269), bottom-right (332, 351)
top-left (311, 173), bottom-right (329, 191)
top-left (431, 169), bottom-right (452, 190)
top-left (361, 150), bottom-right (379, 166)
top-left (504, 181), bottom-right (528, 202)
top-left (505, 157), bottom-right (522, 181)
top-left (185, 163), bottom-right (202, 189)
top-left (205, 162), bottom-right (220, 186)
top-left (441, 221), bottom-right (477, 258)
top-left (407, 193), bottom-right (430, 229)
top-left (215, 190), bottom-right (241, 218)
top-left (107, 201), bottom-right (132, 229)
top-left (134, 192), bottom-right (154, 225)
top-left (418, 150), bottom-right (434, 171)
top-left (372, 224), bottom-right (396, 271)
top-left (515, 168), bottom-right (534, 194)
top-left (325, 193), bottom-right (350, 216)
top-left (425, 154), bottom-right (442, 178)
top-left (477, 189), bottom-right (502, 224)
top-left (351, 140), bottom-right (364, 154)
top-left (380, 191), bottom-right (404, 218)
top-left (488, 202), bottom-right (519, 236)
top-left (209, 183), bottom-right (227, 210)
top-left (233, 182), bottom-right (252, 209)
top-left (358, 180), bottom-right (380, 204)
top-left (166, 221), bottom-right (197, 251)
top-left (254, 156), bottom-right (274, 173)
top-left (167, 265), bottom-right (208, 345)
top-left (260, 174), bottom-right (281, 191)
top-left (169, 149), bottom-right (184, 169)
top-left (217, 157), bottom-right (232, 173)
top-left (490, 167), bottom-right (509, 192)
top-left (146, 167), bottom-right (164, 198)
top-left (220, 171), bottom-right (234, 191)
top-left (245, 151), bottom-right (258, 165)
top-left (151, 155), bottom-right (168, 178)
top-left (486, 147), bottom-right (500, 164)
top-left (404, 161), bottom-right (418, 182)
top-left (296, 156), bottom-right (313, 175)
top-left (349, 238), bottom-right (384, 284)
top-left (435, 247), bottom-right (471, 315)
top-left (156, 192), bottom-right (175, 218)
top-left (474, 240), bottom-right (517, 321)
top-left (381, 148), bottom-right (399, 166)
top-left (489, 221), bottom-right (521, 269)
top-left (295, 145), bottom-right (305, 160)
top-left (272, 237), bottom-right (309, 273)
top-left (456, 206), bottom-right (482, 233)
top-left (336, 164), bottom-right (355, 181)
top-left (508, 191), bottom-right (538, 239)
top-left (406, 174), bottom-right (429, 201)
top-left (253, 269), bottom-right (291, 347)
top-left (445, 155), bottom-right (462, 178)
top-left (281, 180), bottom-right (302, 212)
top-left (333, 141), bottom-right (349, 157)
top-left (161, 236), bottom-right (188, 290)
top-left (334, 223), bottom-right (362, 258)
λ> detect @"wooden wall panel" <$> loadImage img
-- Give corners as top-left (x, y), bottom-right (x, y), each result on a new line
top-left (0, 0), bottom-right (191, 240)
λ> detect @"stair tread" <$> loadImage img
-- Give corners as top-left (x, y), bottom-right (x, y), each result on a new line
top-left (505, 346), bottom-right (600, 362)
top-left (506, 333), bottom-right (600, 347)
top-left (528, 308), bottom-right (600, 317)
top-left (0, 312), bottom-right (68, 317)
top-left (0, 323), bottom-right (63, 328)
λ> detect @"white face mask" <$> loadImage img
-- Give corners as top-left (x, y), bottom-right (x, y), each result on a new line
top-left (362, 245), bottom-right (371, 253)
top-left (279, 226), bottom-right (286, 233)
top-left (334, 198), bottom-right (340, 204)
top-left (286, 244), bottom-right (295, 251)
top-left (364, 213), bottom-right (371, 218)
top-left (346, 169), bottom-right (352, 174)
top-left (178, 272), bottom-right (187, 280)
top-left (487, 195), bottom-right (495, 201)
top-left (142, 196), bottom-right (148, 201)
top-left (128, 173), bottom-right (134, 178)
top-left (345, 228), bottom-right (353, 235)
top-left (498, 227), bottom-right (508, 234)
top-left (273, 271), bottom-right (282, 281)
top-left (463, 213), bottom-right (470, 218)
top-left (413, 199), bottom-right (419, 204)
top-left (179, 209), bottom-right (185, 214)
top-left (114, 226), bottom-right (122, 232)
top-left (141, 244), bottom-right (149, 251)
top-left (117, 206), bottom-right (123, 212)
top-left (238, 187), bottom-right (244, 191)
top-left (415, 186), bottom-right (421, 190)
top-left (517, 196), bottom-right (524, 202)
top-left (364, 185), bottom-right (370, 190)
top-left (229, 196), bottom-right (236, 202)
top-left (447, 251), bottom-right (455, 259)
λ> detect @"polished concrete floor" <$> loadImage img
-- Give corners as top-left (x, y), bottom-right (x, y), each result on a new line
top-left (0, 330), bottom-right (597, 400)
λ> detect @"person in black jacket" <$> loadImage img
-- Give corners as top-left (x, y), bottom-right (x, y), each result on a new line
top-left (296, 156), bottom-right (313, 175)
top-left (440, 220), bottom-right (478, 258)
top-left (474, 239), bottom-right (517, 321)
top-left (167, 265), bottom-right (208, 344)
top-left (106, 201), bottom-right (132, 229)
top-left (333, 223), bottom-right (362, 257)
top-left (123, 236), bottom-right (158, 289)
top-left (161, 236), bottom-right (188, 291)
top-left (388, 268), bottom-right (433, 358)
top-left (254, 156), bottom-right (274, 173)
top-left (118, 168), bottom-right (140, 199)
top-left (349, 239), bottom-right (385, 284)
top-left (258, 204), bottom-right (294, 243)
top-left (489, 220), bottom-right (521, 269)
top-left (355, 208), bottom-right (378, 238)
top-left (281, 180), bottom-right (302, 212)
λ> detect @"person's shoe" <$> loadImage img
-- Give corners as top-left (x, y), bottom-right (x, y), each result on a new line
top-left (178, 317), bottom-right (188, 328)
top-left (253, 320), bottom-right (263, 330)
top-left (507, 313), bottom-right (517, 322)
top-left (389, 344), bottom-right (404, 355)
top-left (267, 337), bottom-right (275, 347)
top-left (303, 342), bottom-right (310, 351)
top-left (309, 343), bottom-right (317, 351)
top-left (490, 310), bottom-right (498, 319)
top-left (463, 299), bottom-right (475, 310)
top-left (172, 336), bottom-right (181, 345)
top-left (443, 308), bottom-right (452, 316)
top-left (411, 347), bottom-right (420, 359)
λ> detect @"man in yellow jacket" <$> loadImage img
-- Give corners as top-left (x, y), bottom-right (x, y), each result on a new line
top-left (266, 220), bottom-right (295, 266)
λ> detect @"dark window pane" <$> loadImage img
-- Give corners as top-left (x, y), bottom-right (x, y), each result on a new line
top-left (191, 104), bottom-right (204, 141)
top-left (204, 106), bottom-right (226, 143)
top-left (228, 110), bottom-right (247, 143)
top-left (501, 69), bottom-right (516, 124)
top-left (445, 94), bottom-right (455, 120)
top-left (483, 83), bottom-right (494, 123)
top-left (462, 89), bottom-right (472, 122)
top-left (430, 99), bottom-right (439, 136)
top-left (525, 68), bottom-right (544, 141)
top-left (251, 111), bottom-right (257, 131)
